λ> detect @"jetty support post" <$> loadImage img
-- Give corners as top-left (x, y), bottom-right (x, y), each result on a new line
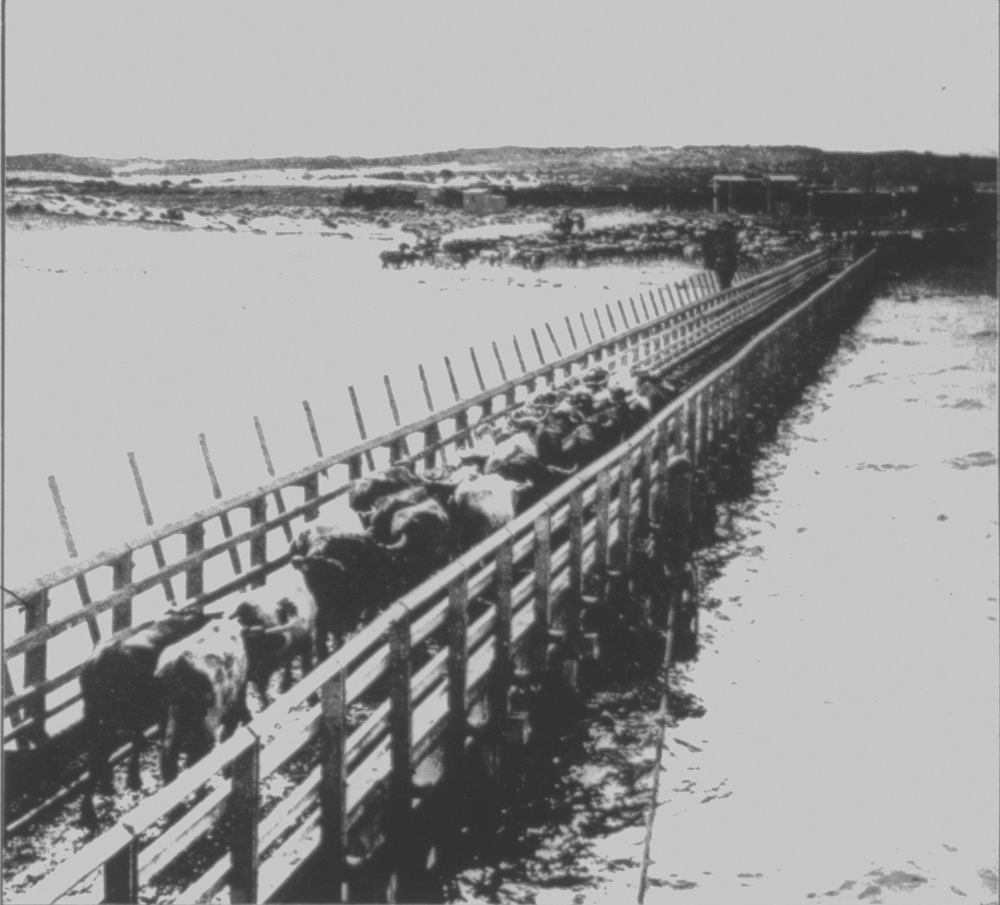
top-left (440, 572), bottom-right (470, 871)
top-left (103, 829), bottom-right (140, 905)
top-left (661, 453), bottom-right (698, 663)
top-left (387, 616), bottom-right (421, 897)
top-left (21, 590), bottom-right (50, 748)
top-left (488, 536), bottom-right (528, 768)
top-left (319, 668), bottom-right (349, 903)
top-left (228, 729), bottom-right (261, 905)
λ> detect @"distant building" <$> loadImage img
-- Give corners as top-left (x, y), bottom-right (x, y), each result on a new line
top-left (711, 175), bottom-right (768, 214)
top-left (463, 188), bottom-right (507, 214)
top-left (712, 174), bottom-right (803, 216)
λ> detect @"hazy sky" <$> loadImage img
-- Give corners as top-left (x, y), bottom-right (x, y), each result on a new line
top-left (4, 0), bottom-right (998, 160)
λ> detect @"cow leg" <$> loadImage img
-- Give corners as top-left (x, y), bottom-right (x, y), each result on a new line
top-left (253, 676), bottom-right (270, 709)
top-left (127, 727), bottom-right (145, 791)
top-left (80, 722), bottom-right (110, 830)
top-left (160, 711), bottom-right (185, 785)
top-left (186, 722), bottom-right (215, 768)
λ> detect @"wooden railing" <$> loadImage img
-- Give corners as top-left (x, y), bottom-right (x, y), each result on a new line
top-left (8, 248), bottom-right (876, 904)
top-left (2, 250), bottom-right (830, 758)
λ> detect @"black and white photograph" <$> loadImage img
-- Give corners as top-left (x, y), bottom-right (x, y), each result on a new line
top-left (2, 2), bottom-right (997, 903)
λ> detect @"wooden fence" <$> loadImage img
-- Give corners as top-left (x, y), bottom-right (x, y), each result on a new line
top-left (2, 250), bottom-right (829, 757)
top-left (8, 247), bottom-right (876, 905)
top-left (4, 247), bottom-right (867, 904)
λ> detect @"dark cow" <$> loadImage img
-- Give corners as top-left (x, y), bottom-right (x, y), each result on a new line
top-left (348, 465), bottom-right (423, 528)
top-left (380, 250), bottom-right (406, 269)
top-left (239, 598), bottom-right (314, 706)
top-left (365, 485), bottom-right (431, 546)
top-left (290, 526), bottom-right (404, 659)
top-left (78, 605), bottom-right (221, 830)
top-left (155, 620), bottom-right (251, 784)
top-left (381, 496), bottom-right (452, 576)
top-left (446, 472), bottom-right (522, 549)
top-left (229, 591), bottom-right (315, 705)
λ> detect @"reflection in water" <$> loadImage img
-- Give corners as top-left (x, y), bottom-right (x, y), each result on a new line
top-left (442, 279), bottom-right (998, 904)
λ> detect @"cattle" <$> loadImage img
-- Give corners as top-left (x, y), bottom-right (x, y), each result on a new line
top-left (291, 526), bottom-right (405, 659)
top-left (380, 250), bottom-right (406, 269)
top-left (381, 496), bottom-right (452, 575)
top-left (228, 590), bottom-right (315, 705)
top-left (365, 485), bottom-right (431, 546)
top-left (240, 598), bottom-right (314, 706)
top-left (155, 620), bottom-right (251, 784)
top-left (349, 465), bottom-right (424, 528)
top-left (447, 472), bottom-right (521, 548)
top-left (78, 605), bottom-right (221, 830)
top-left (433, 252), bottom-right (462, 269)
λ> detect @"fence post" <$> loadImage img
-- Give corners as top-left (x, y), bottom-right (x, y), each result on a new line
top-left (320, 668), bottom-right (349, 903)
top-left (442, 573), bottom-right (470, 870)
top-left (248, 497), bottom-right (268, 588)
top-left (104, 833), bottom-right (139, 904)
top-left (128, 452), bottom-right (177, 603)
top-left (593, 470), bottom-right (611, 610)
top-left (387, 617), bottom-right (417, 896)
top-left (614, 452), bottom-right (634, 594)
top-left (561, 488), bottom-right (585, 690)
top-left (185, 522), bottom-right (205, 600)
top-left (110, 553), bottom-right (135, 634)
top-left (637, 438), bottom-right (654, 541)
top-left (22, 590), bottom-right (50, 747)
top-left (490, 538), bottom-right (523, 752)
top-left (228, 731), bottom-right (261, 904)
top-left (530, 512), bottom-right (551, 673)
top-left (661, 454), bottom-right (697, 662)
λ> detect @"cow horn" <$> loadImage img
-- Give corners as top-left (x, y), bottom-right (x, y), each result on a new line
top-left (383, 534), bottom-right (409, 551)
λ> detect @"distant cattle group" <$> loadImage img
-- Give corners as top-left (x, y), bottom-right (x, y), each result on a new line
top-left (377, 212), bottom-right (820, 276)
top-left (76, 362), bottom-right (681, 831)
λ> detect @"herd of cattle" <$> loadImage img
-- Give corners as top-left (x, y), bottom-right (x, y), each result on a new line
top-left (75, 363), bottom-right (681, 831)
top-left (379, 213), bottom-right (823, 274)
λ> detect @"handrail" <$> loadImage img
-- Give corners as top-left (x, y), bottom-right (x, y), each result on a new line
top-left (4, 250), bottom-right (824, 606)
top-left (2, 250), bottom-right (832, 750)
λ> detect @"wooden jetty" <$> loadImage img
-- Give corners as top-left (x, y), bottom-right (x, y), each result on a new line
top-left (3, 248), bottom-right (878, 903)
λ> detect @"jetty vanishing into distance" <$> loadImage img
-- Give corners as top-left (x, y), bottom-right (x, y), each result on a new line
top-left (2, 234), bottom-right (914, 903)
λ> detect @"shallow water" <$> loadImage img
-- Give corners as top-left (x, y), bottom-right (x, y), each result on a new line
top-left (445, 285), bottom-right (999, 904)
top-left (4, 219), bottom-right (697, 589)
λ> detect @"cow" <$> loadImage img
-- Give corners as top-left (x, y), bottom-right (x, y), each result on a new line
top-left (78, 605), bottom-right (221, 830)
top-left (380, 250), bottom-right (406, 269)
top-left (446, 472), bottom-right (522, 549)
top-left (239, 598), bottom-right (314, 706)
top-left (228, 590), bottom-right (315, 705)
top-left (381, 496), bottom-right (452, 576)
top-left (155, 620), bottom-right (251, 784)
top-left (365, 485), bottom-right (432, 546)
top-left (291, 526), bottom-right (405, 659)
top-left (348, 465), bottom-right (424, 528)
